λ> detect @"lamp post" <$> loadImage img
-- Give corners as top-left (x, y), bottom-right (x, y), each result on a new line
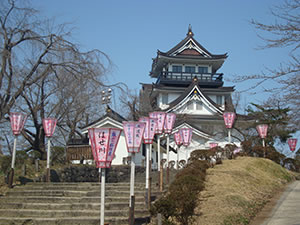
top-left (8, 112), bottom-right (27, 188)
top-left (223, 112), bottom-right (236, 143)
top-left (138, 117), bottom-right (157, 208)
top-left (88, 128), bottom-right (121, 225)
top-left (101, 88), bottom-right (112, 105)
top-left (180, 128), bottom-right (193, 163)
top-left (288, 138), bottom-right (298, 152)
top-left (123, 121), bottom-right (145, 225)
top-left (149, 112), bottom-right (166, 189)
top-left (174, 131), bottom-right (183, 170)
top-left (256, 124), bottom-right (268, 157)
top-left (164, 113), bottom-right (176, 184)
top-left (42, 118), bottom-right (57, 182)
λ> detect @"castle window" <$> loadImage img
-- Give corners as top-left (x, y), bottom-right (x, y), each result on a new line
top-left (172, 65), bottom-right (182, 73)
top-left (198, 66), bottom-right (208, 74)
top-left (185, 66), bottom-right (195, 73)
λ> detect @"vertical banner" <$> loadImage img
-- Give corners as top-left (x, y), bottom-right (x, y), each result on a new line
top-left (139, 117), bottom-right (157, 144)
top-left (123, 122), bottom-right (146, 153)
top-left (256, 124), bottom-right (268, 139)
top-left (149, 112), bottom-right (166, 134)
top-left (174, 131), bottom-right (183, 146)
top-left (164, 113), bottom-right (176, 134)
top-left (88, 128), bottom-right (121, 168)
top-left (42, 118), bottom-right (57, 137)
top-left (223, 112), bottom-right (236, 129)
top-left (10, 112), bottom-right (27, 136)
top-left (180, 128), bottom-right (193, 147)
top-left (288, 138), bottom-right (298, 152)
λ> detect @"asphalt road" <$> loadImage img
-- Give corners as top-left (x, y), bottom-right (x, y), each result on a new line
top-left (261, 181), bottom-right (300, 225)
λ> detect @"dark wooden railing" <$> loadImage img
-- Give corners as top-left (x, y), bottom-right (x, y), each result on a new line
top-left (156, 71), bottom-right (223, 86)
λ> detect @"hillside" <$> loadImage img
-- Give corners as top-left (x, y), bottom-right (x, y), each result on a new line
top-left (194, 157), bottom-right (295, 225)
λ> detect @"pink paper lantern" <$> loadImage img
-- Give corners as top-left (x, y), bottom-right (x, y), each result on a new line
top-left (139, 117), bottom-right (157, 144)
top-left (149, 112), bottom-right (166, 134)
top-left (174, 131), bottom-right (183, 146)
top-left (180, 128), bottom-right (193, 147)
top-left (164, 113), bottom-right (176, 134)
top-left (209, 143), bottom-right (218, 148)
top-left (42, 118), bottom-right (57, 137)
top-left (223, 112), bottom-right (236, 129)
top-left (10, 112), bottom-right (27, 136)
top-left (256, 124), bottom-right (268, 139)
top-left (88, 128), bottom-right (121, 168)
top-left (288, 138), bottom-right (298, 152)
top-left (123, 121), bottom-right (146, 153)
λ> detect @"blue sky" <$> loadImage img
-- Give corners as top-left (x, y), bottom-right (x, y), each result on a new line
top-left (30, 0), bottom-right (298, 154)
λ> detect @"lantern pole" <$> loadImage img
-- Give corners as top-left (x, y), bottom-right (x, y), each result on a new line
top-left (8, 136), bottom-right (18, 188)
top-left (166, 134), bottom-right (170, 184)
top-left (46, 138), bottom-right (51, 182)
top-left (129, 153), bottom-right (136, 225)
top-left (157, 135), bottom-right (161, 186)
top-left (145, 144), bottom-right (150, 206)
top-left (176, 145), bottom-right (179, 170)
top-left (100, 168), bottom-right (105, 225)
top-left (228, 129), bottom-right (232, 143)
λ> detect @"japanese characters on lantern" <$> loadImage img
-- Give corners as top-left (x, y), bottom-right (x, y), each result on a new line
top-left (164, 113), bottom-right (176, 134)
top-left (180, 128), bottom-right (193, 147)
top-left (223, 112), bottom-right (236, 129)
top-left (256, 124), bottom-right (268, 139)
top-left (149, 112), bottom-right (166, 134)
top-left (10, 112), bottom-right (27, 136)
top-left (288, 138), bottom-right (298, 152)
top-left (88, 128), bottom-right (121, 168)
top-left (123, 122), bottom-right (146, 153)
top-left (174, 131), bottom-right (183, 146)
top-left (139, 117), bottom-right (157, 144)
top-left (42, 118), bottom-right (57, 137)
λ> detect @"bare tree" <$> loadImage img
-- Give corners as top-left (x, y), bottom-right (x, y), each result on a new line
top-left (234, 0), bottom-right (300, 129)
top-left (0, 0), bottom-right (112, 157)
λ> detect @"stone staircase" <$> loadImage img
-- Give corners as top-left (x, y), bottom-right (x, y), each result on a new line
top-left (0, 182), bottom-right (159, 225)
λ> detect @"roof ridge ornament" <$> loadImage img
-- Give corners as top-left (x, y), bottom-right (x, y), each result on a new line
top-left (187, 24), bottom-right (194, 37)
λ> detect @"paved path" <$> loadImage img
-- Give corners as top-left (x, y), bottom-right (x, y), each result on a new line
top-left (261, 181), bottom-right (300, 225)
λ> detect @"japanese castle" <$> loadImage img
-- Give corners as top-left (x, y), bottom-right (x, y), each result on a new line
top-left (67, 26), bottom-right (243, 167)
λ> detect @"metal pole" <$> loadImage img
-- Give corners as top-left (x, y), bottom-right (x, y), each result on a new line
top-left (46, 138), bottom-right (51, 182)
top-left (157, 136), bottom-right (161, 172)
top-left (8, 136), bottom-right (17, 188)
top-left (145, 144), bottom-right (150, 206)
top-left (166, 135), bottom-right (170, 184)
top-left (129, 153), bottom-right (135, 225)
top-left (176, 146), bottom-right (179, 170)
top-left (262, 139), bottom-right (266, 158)
top-left (157, 136), bottom-right (161, 188)
top-left (228, 129), bottom-right (232, 143)
top-left (186, 146), bottom-right (188, 162)
top-left (100, 168), bottom-right (105, 225)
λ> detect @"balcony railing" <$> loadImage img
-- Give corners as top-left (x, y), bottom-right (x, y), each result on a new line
top-left (156, 71), bottom-right (223, 86)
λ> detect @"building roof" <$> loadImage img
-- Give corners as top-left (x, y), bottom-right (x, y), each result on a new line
top-left (162, 77), bottom-right (225, 114)
top-left (80, 106), bottom-right (127, 131)
top-left (150, 26), bottom-right (228, 78)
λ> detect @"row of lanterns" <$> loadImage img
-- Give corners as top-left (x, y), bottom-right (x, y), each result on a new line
top-left (8, 111), bottom-right (298, 225)
top-left (9, 112), bottom-right (57, 187)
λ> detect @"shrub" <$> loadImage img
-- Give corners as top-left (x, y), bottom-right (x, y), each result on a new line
top-left (151, 159), bottom-right (209, 225)
top-left (51, 146), bottom-right (66, 164)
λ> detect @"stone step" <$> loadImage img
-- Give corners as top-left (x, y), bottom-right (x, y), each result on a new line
top-left (5, 189), bottom-right (148, 198)
top-left (0, 209), bottom-right (149, 218)
top-left (0, 196), bottom-right (146, 204)
top-left (0, 202), bottom-right (146, 210)
top-left (0, 216), bottom-right (150, 225)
